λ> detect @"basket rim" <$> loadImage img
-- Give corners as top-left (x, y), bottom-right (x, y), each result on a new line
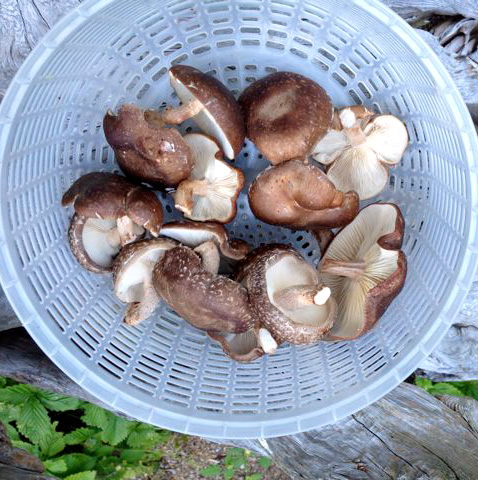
top-left (0, 0), bottom-right (477, 439)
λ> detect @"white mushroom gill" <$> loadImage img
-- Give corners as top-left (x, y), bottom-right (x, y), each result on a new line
top-left (266, 255), bottom-right (332, 326)
top-left (82, 218), bottom-right (120, 267)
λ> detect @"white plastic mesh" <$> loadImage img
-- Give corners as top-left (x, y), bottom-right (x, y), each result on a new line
top-left (0, 0), bottom-right (478, 438)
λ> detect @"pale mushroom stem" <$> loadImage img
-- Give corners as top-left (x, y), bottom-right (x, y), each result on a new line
top-left (161, 98), bottom-right (203, 124)
top-left (273, 285), bottom-right (331, 310)
top-left (340, 108), bottom-right (367, 146)
top-left (124, 283), bottom-right (160, 326)
top-left (194, 241), bottom-right (220, 274)
top-left (117, 216), bottom-right (144, 246)
top-left (320, 258), bottom-right (366, 279)
top-left (174, 179), bottom-right (209, 215)
top-left (258, 328), bottom-right (278, 354)
top-left (86, 221), bottom-right (122, 249)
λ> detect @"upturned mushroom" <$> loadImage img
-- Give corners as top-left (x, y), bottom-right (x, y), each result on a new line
top-left (161, 65), bottom-right (245, 159)
top-left (312, 106), bottom-right (409, 199)
top-left (113, 238), bottom-right (177, 325)
top-left (208, 325), bottom-right (279, 363)
top-left (239, 72), bottom-right (333, 165)
top-left (173, 133), bottom-right (244, 223)
top-left (62, 172), bottom-right (163, 273)
top-left (103, 104), bottom-right (193, 188)
top-left (153, 244), bottom-right (255, 333)
top-left (248, 160), bottom-right (359, 230)
top-left (318, 203), bottom-right (407, 340)
top-left (239, 245), bottom-right (337, 345)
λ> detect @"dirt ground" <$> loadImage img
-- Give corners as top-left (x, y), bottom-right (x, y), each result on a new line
top-left (153, 434), bottom-right (291, 479)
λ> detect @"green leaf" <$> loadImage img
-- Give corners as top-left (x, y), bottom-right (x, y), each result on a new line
top-left (225, 447), bottom-right (245, 469)
top-left (414, 377), bottom-right (433, 390)
top-left (428, 383), bottom-right (465, 397)
top-left (120, 449), bottom-right (146, 463)
top-left (44, 458), bottom-right (68, 475)
top-left (5, 423), bottom-right (20, 441)
top-left (95, 456), bottom-right (118, 475)
top-left (0, 385), bottom-right (34, 404)
top-left (89, 445), bottom-right (114, 457)
top-left (126, 425), bottom-right (170, 449)
top-left (64, 428), bottom-right (97, 446)
top-left (39, 423), bottom-right (65, 458)
top-left (12, 440), bottom-right (39, 456)
top-left (81, 404), bottom-right (108, 429)
top-left (200, 464), bottom-right (222, 477)
top-left (0, 377), bottom-right (6, 388)
top-left (17, 397), bottom-right (52, 444)
top-left (57, 453), bottom-right (96, 475)
top-left (224, 465), bottom-right (235, 480)
top-left (259, 456), bottom-right (272, 469)
top-left (64, 471), bottom-right (96, 480)
top-left (246, 474), bottom-right (263, 480)
top-left (100, 414), bottom-right (133, 446)
top-left (0, 404), bottom-right (21, 423)
top-left (37, 391), bottom-right (82, 412)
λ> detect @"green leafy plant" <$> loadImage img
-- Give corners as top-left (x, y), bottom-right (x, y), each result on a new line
top-left (414, 378), bottom-right (478, 400)
top-left (0, 376), bottom-right (170, 479)
top-left (199, 446), bottom-right (273, 479)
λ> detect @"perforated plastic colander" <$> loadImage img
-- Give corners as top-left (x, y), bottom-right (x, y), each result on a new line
top-left (1, 0), bottom-right (478, 439)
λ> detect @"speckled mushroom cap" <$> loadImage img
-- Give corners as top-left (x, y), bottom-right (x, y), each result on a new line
top-left (239, 72), bottom-right (333, 165)
top-left (240, 245), bottom-right (336, 344)
top-left (169, 66), bottom-right (246, 159)
top-left (248, 160), bottom-right (359, 230)
top-left (103, 104), bottom-right (193, 188)
top-left (319, 203), bottom-right (407, 340)
top-left (62, 172), bottom-right (163, 235)
top-left (153, 245), bottom-right (255, 333)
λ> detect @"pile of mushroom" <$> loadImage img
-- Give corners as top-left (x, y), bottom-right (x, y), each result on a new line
top-left (61, 64), bottom-right (409, 363)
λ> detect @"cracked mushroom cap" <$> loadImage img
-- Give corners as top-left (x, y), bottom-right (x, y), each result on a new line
top-left (174, 133), bottom-right (244, 223)
top-left (208, 326), bottom-right (279, 363)
top-left (160, 221), bottom-right (249, 260)
top-left (239, 72), bottom-right (333, 165)
top-left (153, 245), bottom-right (255, 333)
top-left (312, 106), bottom-right (409, 200)
top-left (241, 245), bottom-right (336, 344)
top-left (103, 104), bottom-right (193, 188)
top-left (168, 65), bottom-right (245, 159)
top-left (248, 160), bottom-right (359, 230)
top-left (113, 238), bottom-right (177, 325)
top-left (318, 203), bottom-right (407, 340)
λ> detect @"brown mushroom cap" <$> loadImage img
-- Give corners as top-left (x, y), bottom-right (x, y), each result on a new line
top-left (169, 66), bottom-right (245, 159)
top-left (153, 245), bottom-right (255, 333)
top-left (248, 160), bottom-right (359, 230)
top-left (62, 172), bottom-right (163, 236)
top-left (241, 245), bottom-right (336, 344)
top-left (160, 221), bottom-right (250, 260)
top-left (318, 203), bottom-right (407, 340)
top-left (68, 214), bottom-right (121, 274)
top-left (173, 134), bottom-right (244, 223)
top-left (113, 238), bottom-right (177, 325)
top-left (239, 72), bottom-right (333, 165)
top-left (312, 106), bottom-right (409, 200)
top-left (103, 104), bottom-right (193, 188)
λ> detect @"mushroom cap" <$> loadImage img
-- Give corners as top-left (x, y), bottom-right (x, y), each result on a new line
top-left (174, 133), bottom-right (244, 223)
top-left (153, 245), bottom-right (255, 333)
top-left (103, 104), bottom-right (193, 188)
top-left (318, 203), bottom-right (407, 340)
top-left (68, 214), bottom-right (120, 274)
top-left (113, 237), bottom-right (177, 303)
top-left (248, 160), bottom-right (359, 229)
top-left (241, 245), bottom-right (336, 344)
top-left (239, 72), bottom-right (333, 165)
top-left (62, 172), bottom-right (163, 235)
top-left (169, 66), bottom-right (245, 159)
top-left (208, 329), bottom-right (265, 363)
top-left (313, 106), bottom-right (409, 200)
top-left (160, 221), bottom-right (250, 260)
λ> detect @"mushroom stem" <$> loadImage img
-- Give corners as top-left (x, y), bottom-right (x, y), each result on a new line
top-left (194, 241), bottom-right (220, 274)
top-left (174, 179), bottom-right (209, 215)
top-left (340, 109), bottom-right (367, 146)
top-left (258, 328), bottom-right (278, 354)
top-left (162, 98), bottom-right (203, 124)
top-left (320, 258), bottom-right (366, 279)
top-left (124, 283), bottom-right (160, 326)
top-left (273, 285), bottom-right (331, 310)
top-left (107, 229), bottom-right (121, 249)
top-left (143, 109), bottom-right (166, 129)
top-left (117, 216), bottom-right (144, 246)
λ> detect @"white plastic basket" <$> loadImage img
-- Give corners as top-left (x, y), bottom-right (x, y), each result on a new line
top-left (1, 0), bottom-right (477, 439)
